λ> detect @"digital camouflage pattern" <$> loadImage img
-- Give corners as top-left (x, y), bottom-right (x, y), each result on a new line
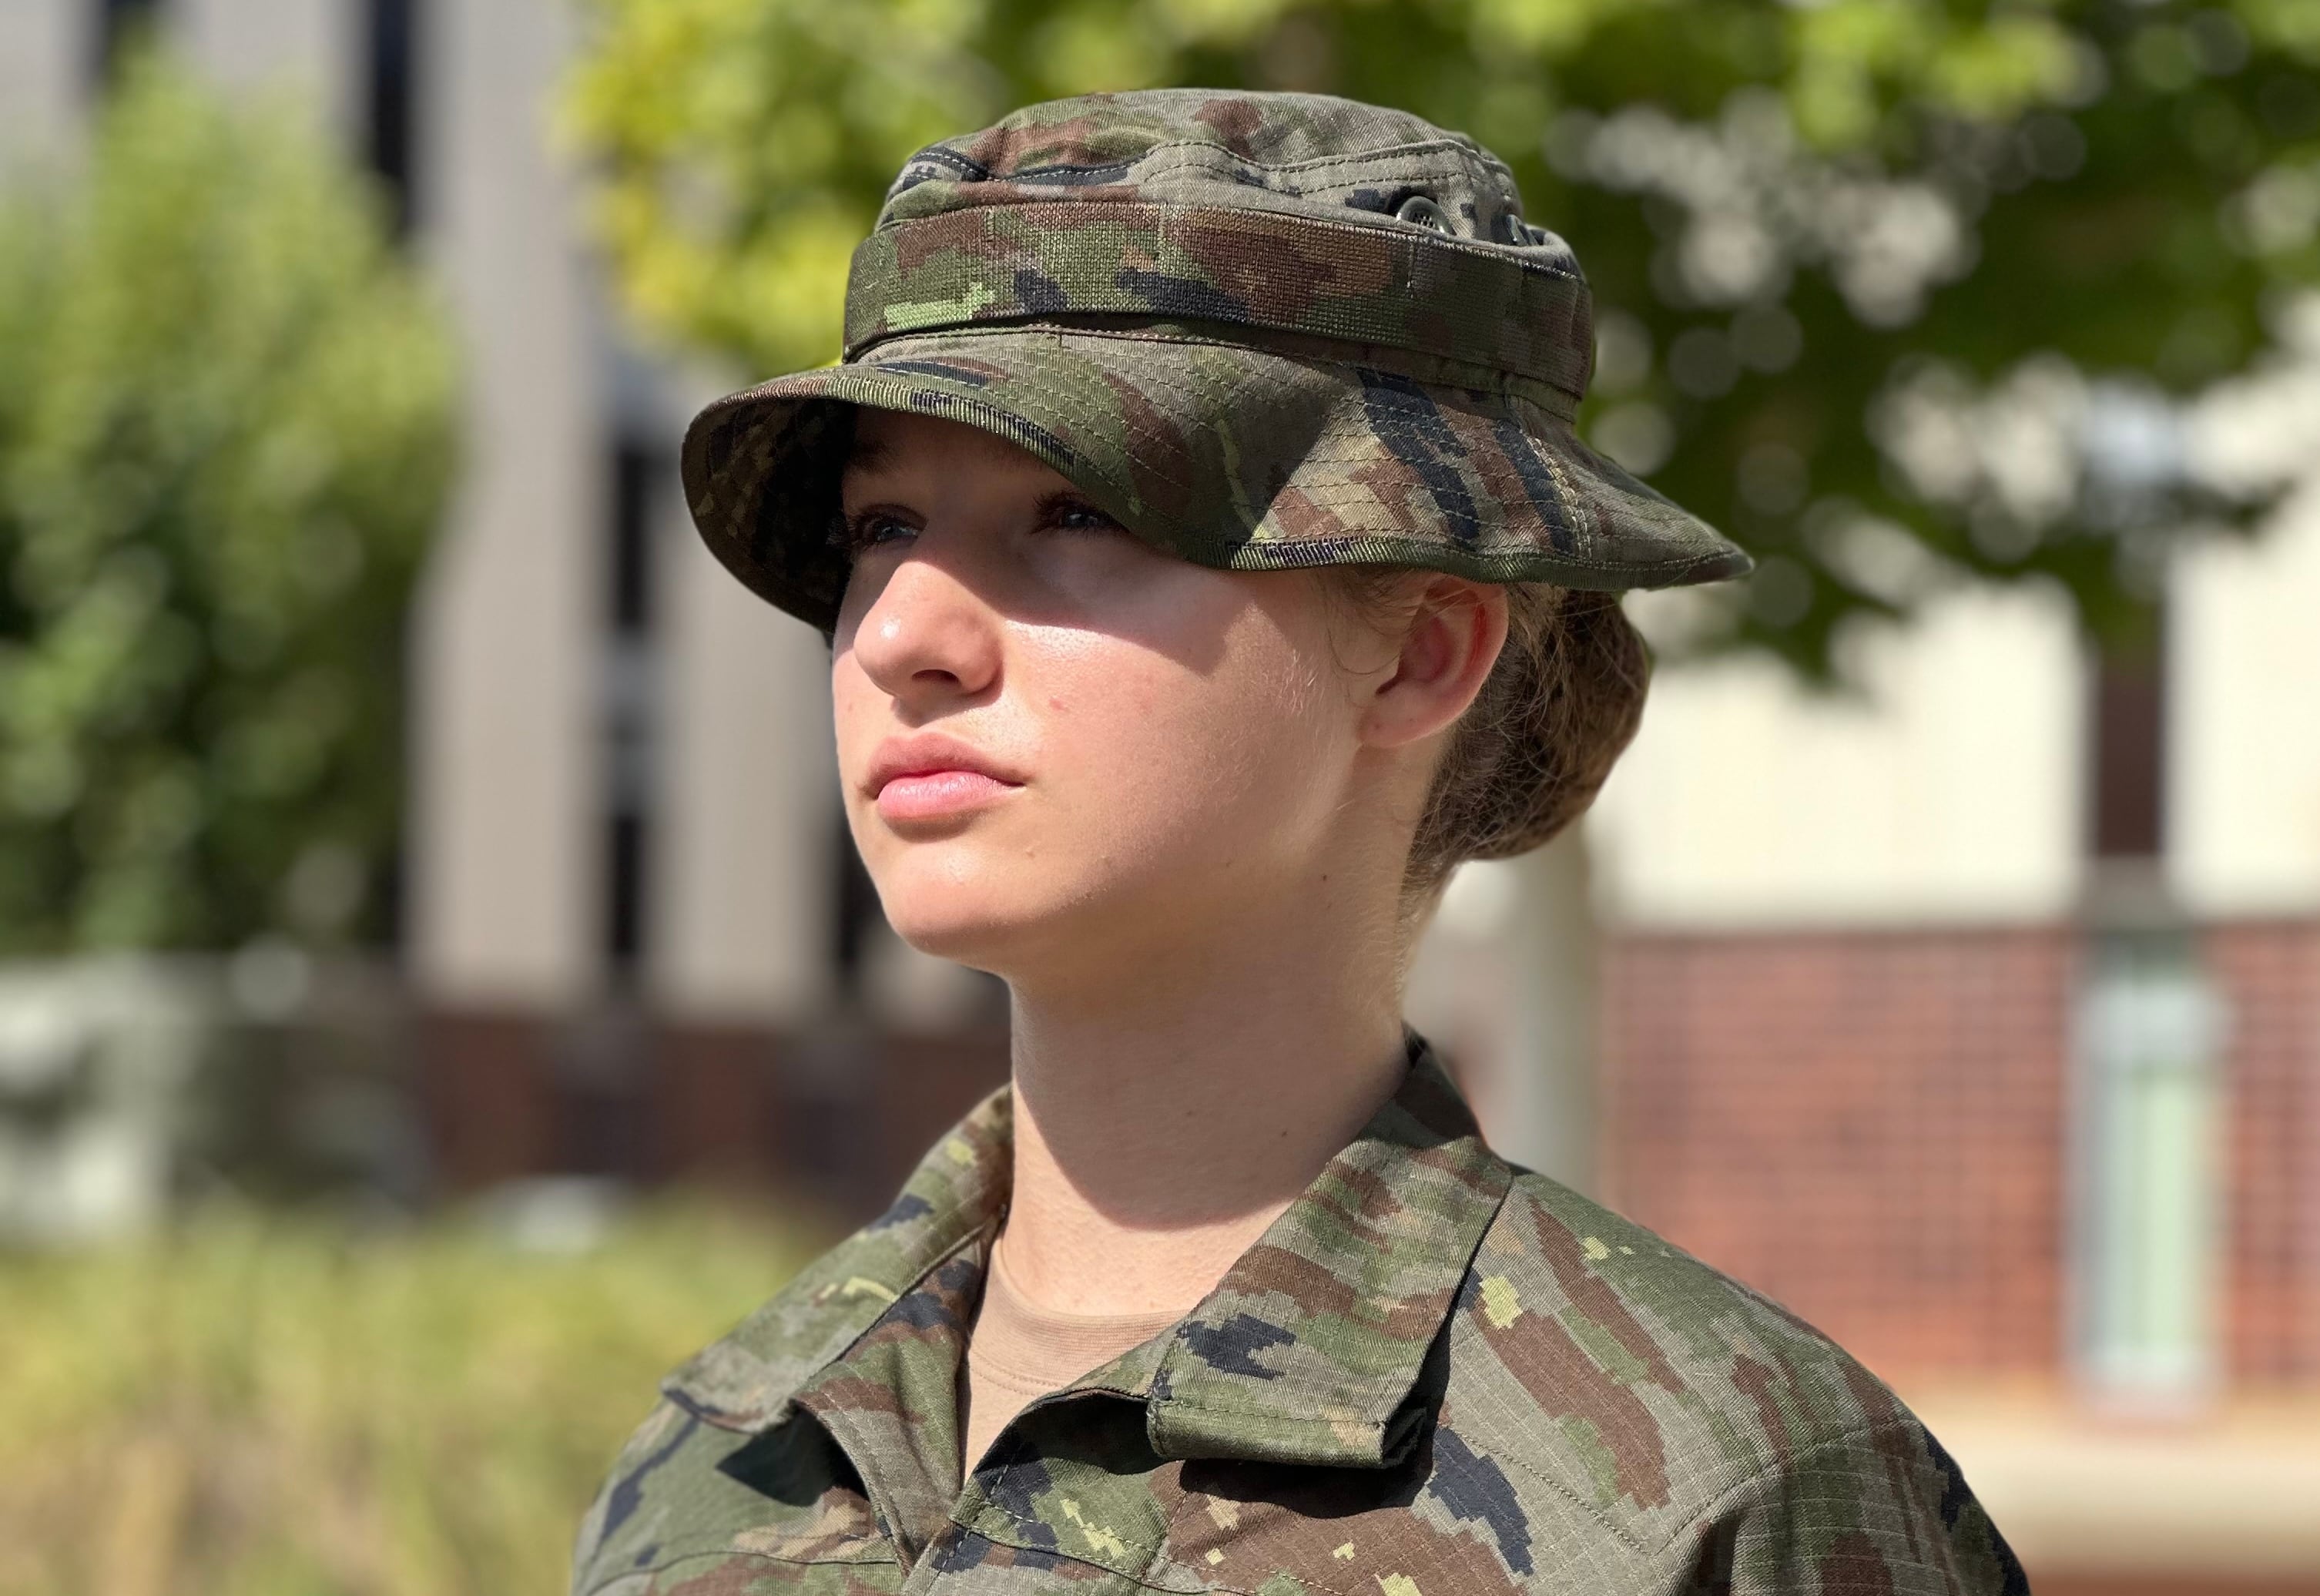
top-left (682, 90), bottom-right (1752, 632)
top-left (572, 1039), bottom-right (2027, 1596)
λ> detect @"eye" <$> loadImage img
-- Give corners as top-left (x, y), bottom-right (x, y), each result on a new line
top-left (842, 508), bottom-right (919, 555)
top-left (1039, 493), bottom-right (1124, 535)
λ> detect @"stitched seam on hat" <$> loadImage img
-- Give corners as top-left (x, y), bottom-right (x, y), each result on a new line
top-left (887, 327), bottom-right (1507, 411)
top-left (922, 323), bottom-right (1582, 417)
top-left (870, 199), bottom-right (1581, 280)
top-left (841, 327), bottom-right (1573, 404)
top-left (856, 318), bottom-right (1587, 411)
top-left (974, 134), bottom-right (1490, 179)
top-left (858, 342), bottom-right (1584, 437)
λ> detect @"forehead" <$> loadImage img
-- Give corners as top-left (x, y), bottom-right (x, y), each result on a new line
top-left (843, 407), bottom-right (1058, 484)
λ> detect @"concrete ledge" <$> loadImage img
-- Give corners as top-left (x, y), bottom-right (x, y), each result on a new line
top-left (1909, 1385), bottom-right (2320, 1587)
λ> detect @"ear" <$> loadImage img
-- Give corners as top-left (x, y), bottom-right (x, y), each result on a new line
top-left (1356, 576), bottom-right (1509, 751)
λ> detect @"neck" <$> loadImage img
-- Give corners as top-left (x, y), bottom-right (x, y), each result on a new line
top-left (996, 887), bottom-right (1410, 1317)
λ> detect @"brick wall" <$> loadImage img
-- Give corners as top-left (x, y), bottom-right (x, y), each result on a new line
top-left (1601, 927), bottom-right (2075, 1383)
top-left (420, 1009), bottom-right (1011, 1226)
top-left (2208, 921), bottom-right (2320, 1385)
top-left (411, 916), bottom-right (2317, 1387)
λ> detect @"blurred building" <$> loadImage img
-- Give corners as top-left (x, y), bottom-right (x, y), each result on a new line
top-left (1587, 563), bottom-right (2320, 1592)
top-left (5, 4), bottom-right (2318, 1592)
top-left (4, 0), bottom-right (968, 1215)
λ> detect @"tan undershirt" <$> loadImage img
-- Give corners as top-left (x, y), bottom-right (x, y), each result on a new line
top-left (960, 1239), bottom-right (1182, 1474)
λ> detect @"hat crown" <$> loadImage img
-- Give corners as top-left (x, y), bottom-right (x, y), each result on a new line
top-left (847, 90), bottom-right (1594, 393)
top-left (675, 90), bottom-right (1751, 637)
top-left (879, 89), bottom-right (1570, 267)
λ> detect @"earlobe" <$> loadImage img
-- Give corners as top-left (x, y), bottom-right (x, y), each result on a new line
top-left (1361, 579), bottom-right (1508, 750)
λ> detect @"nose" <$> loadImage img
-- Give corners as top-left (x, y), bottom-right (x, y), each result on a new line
top-left (845, 550), bottom-right (1004, 712)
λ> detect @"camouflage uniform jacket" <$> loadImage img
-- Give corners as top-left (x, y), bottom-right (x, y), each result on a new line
top-left (572, 1038), bottom-right (2027, 1596)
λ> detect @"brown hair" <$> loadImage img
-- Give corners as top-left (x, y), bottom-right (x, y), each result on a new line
top-left (1328, 574), bottom-right (1651, 905)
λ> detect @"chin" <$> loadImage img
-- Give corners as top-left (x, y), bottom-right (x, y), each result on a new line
top-left (873, 858), bottom-right (1057, 973)
top-left (871, 847), bottom-right (1144, 981)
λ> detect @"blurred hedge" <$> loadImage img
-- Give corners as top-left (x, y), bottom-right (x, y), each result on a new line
top-left (0, 52), bottom-right (457, 954)
top-left (0, 1204), bottom-right (810, 1596)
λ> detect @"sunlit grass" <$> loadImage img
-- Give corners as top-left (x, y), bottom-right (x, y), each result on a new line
top-left (0, 1199), bottom-right (813, 1596)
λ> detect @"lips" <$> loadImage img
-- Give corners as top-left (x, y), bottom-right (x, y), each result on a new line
top-left (865, 733), bottom-right (1024, 823)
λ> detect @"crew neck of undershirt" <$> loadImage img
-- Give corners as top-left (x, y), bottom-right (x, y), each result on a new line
top-left (960, 1237), bottom-right (1184, 1471)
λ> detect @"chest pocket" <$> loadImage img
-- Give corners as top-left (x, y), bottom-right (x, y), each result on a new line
top-left (1160, 1441), bottom-right (1534, 1596)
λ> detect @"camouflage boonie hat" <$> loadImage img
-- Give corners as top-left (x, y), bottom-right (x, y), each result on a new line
top-left (682, 89), bottom-right (1752, 631)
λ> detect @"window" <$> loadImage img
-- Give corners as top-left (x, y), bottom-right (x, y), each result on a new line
top-left (2074, 929), bottom-right (2226, 1399)
top-left (364, 0), bottom-right (417, 233)
top-left (602, 438), bottom-right (663, 981)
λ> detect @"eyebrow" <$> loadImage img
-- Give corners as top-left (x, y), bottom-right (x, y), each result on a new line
top-left (841, 435), bottom-right (893, 476)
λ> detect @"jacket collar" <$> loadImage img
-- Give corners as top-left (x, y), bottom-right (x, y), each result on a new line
top-left (662, 1034), bottom-right (1512, 1470)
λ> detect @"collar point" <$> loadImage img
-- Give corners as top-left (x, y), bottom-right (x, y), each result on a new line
top-left (662, 1346), bottom-right (804, 1434)
top-left (1145, 1401), bottom-right (1423, 1470)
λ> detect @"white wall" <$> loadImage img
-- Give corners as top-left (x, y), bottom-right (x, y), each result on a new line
top-left (1591, 584), bottom-right (2086, 929)
top-left (0, 0), bottom-right (82, 167)
top-left (407, 0), bottom-right (601, 1008)
top-left (2172, 489), bottom-right (2320, 917)
top-left (173, 0), bottom-right (357, 128)
top-left (1408, 837), bottom-right (1599, 1189)
top-left (649, 458), bottom-right (842, 1024)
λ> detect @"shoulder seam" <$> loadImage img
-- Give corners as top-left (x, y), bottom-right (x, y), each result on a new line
top-left (1664, 1417), bottom-right (1933, 1560)
top-left (1486, 1434), bottom-right (1656, 1559)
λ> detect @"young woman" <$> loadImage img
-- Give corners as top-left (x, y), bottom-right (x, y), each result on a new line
top-left (572, 90), bottom-right (2026, 1596)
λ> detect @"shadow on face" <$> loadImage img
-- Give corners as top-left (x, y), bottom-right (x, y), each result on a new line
top-left (827, 408), bottom-right (1370, 981)
top-left (833, 407), bottom-right (1256, 679)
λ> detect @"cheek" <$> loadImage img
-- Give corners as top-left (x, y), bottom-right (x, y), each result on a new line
top-left (1028, 605), bottom-right (1343, 862)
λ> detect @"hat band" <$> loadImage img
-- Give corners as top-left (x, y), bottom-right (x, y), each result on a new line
top-left (843, 202), bottom-right (1593, 397)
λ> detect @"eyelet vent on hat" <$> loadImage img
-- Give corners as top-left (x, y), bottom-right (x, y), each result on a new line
top-left (886, 145), bottom-right (991, 200)
top-left (1394, 194), bottom-right (1457, 234)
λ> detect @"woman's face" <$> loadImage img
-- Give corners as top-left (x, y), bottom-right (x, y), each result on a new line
top-left (832, 409), bottom-right (1397, 983)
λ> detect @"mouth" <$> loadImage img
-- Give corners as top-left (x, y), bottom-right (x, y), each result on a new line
top-left (866, 735), bottom-right (1025, 824)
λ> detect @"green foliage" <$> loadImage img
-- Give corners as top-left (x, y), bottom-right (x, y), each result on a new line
top-left (565, 0), bottom-right (2320, 673)
top-left (0, 1202), bottom-right (811, 1596)
top-left (0, 55), bottom-right (458, 953)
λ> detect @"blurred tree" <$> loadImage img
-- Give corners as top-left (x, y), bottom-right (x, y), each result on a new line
top-left (565, 0), bottom-right (2320, 675)
top-left (0, 53), bottom-right (458, 954)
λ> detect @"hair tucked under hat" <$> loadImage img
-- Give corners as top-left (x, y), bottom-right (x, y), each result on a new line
top-left (1414, 585), bottom-right (1645, 892)
top-left (1325, 572), bottom-right (1648, 900)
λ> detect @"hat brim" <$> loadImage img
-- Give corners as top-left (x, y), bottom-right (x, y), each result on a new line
top-left (681, 323), bottom-right (1751, 632)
